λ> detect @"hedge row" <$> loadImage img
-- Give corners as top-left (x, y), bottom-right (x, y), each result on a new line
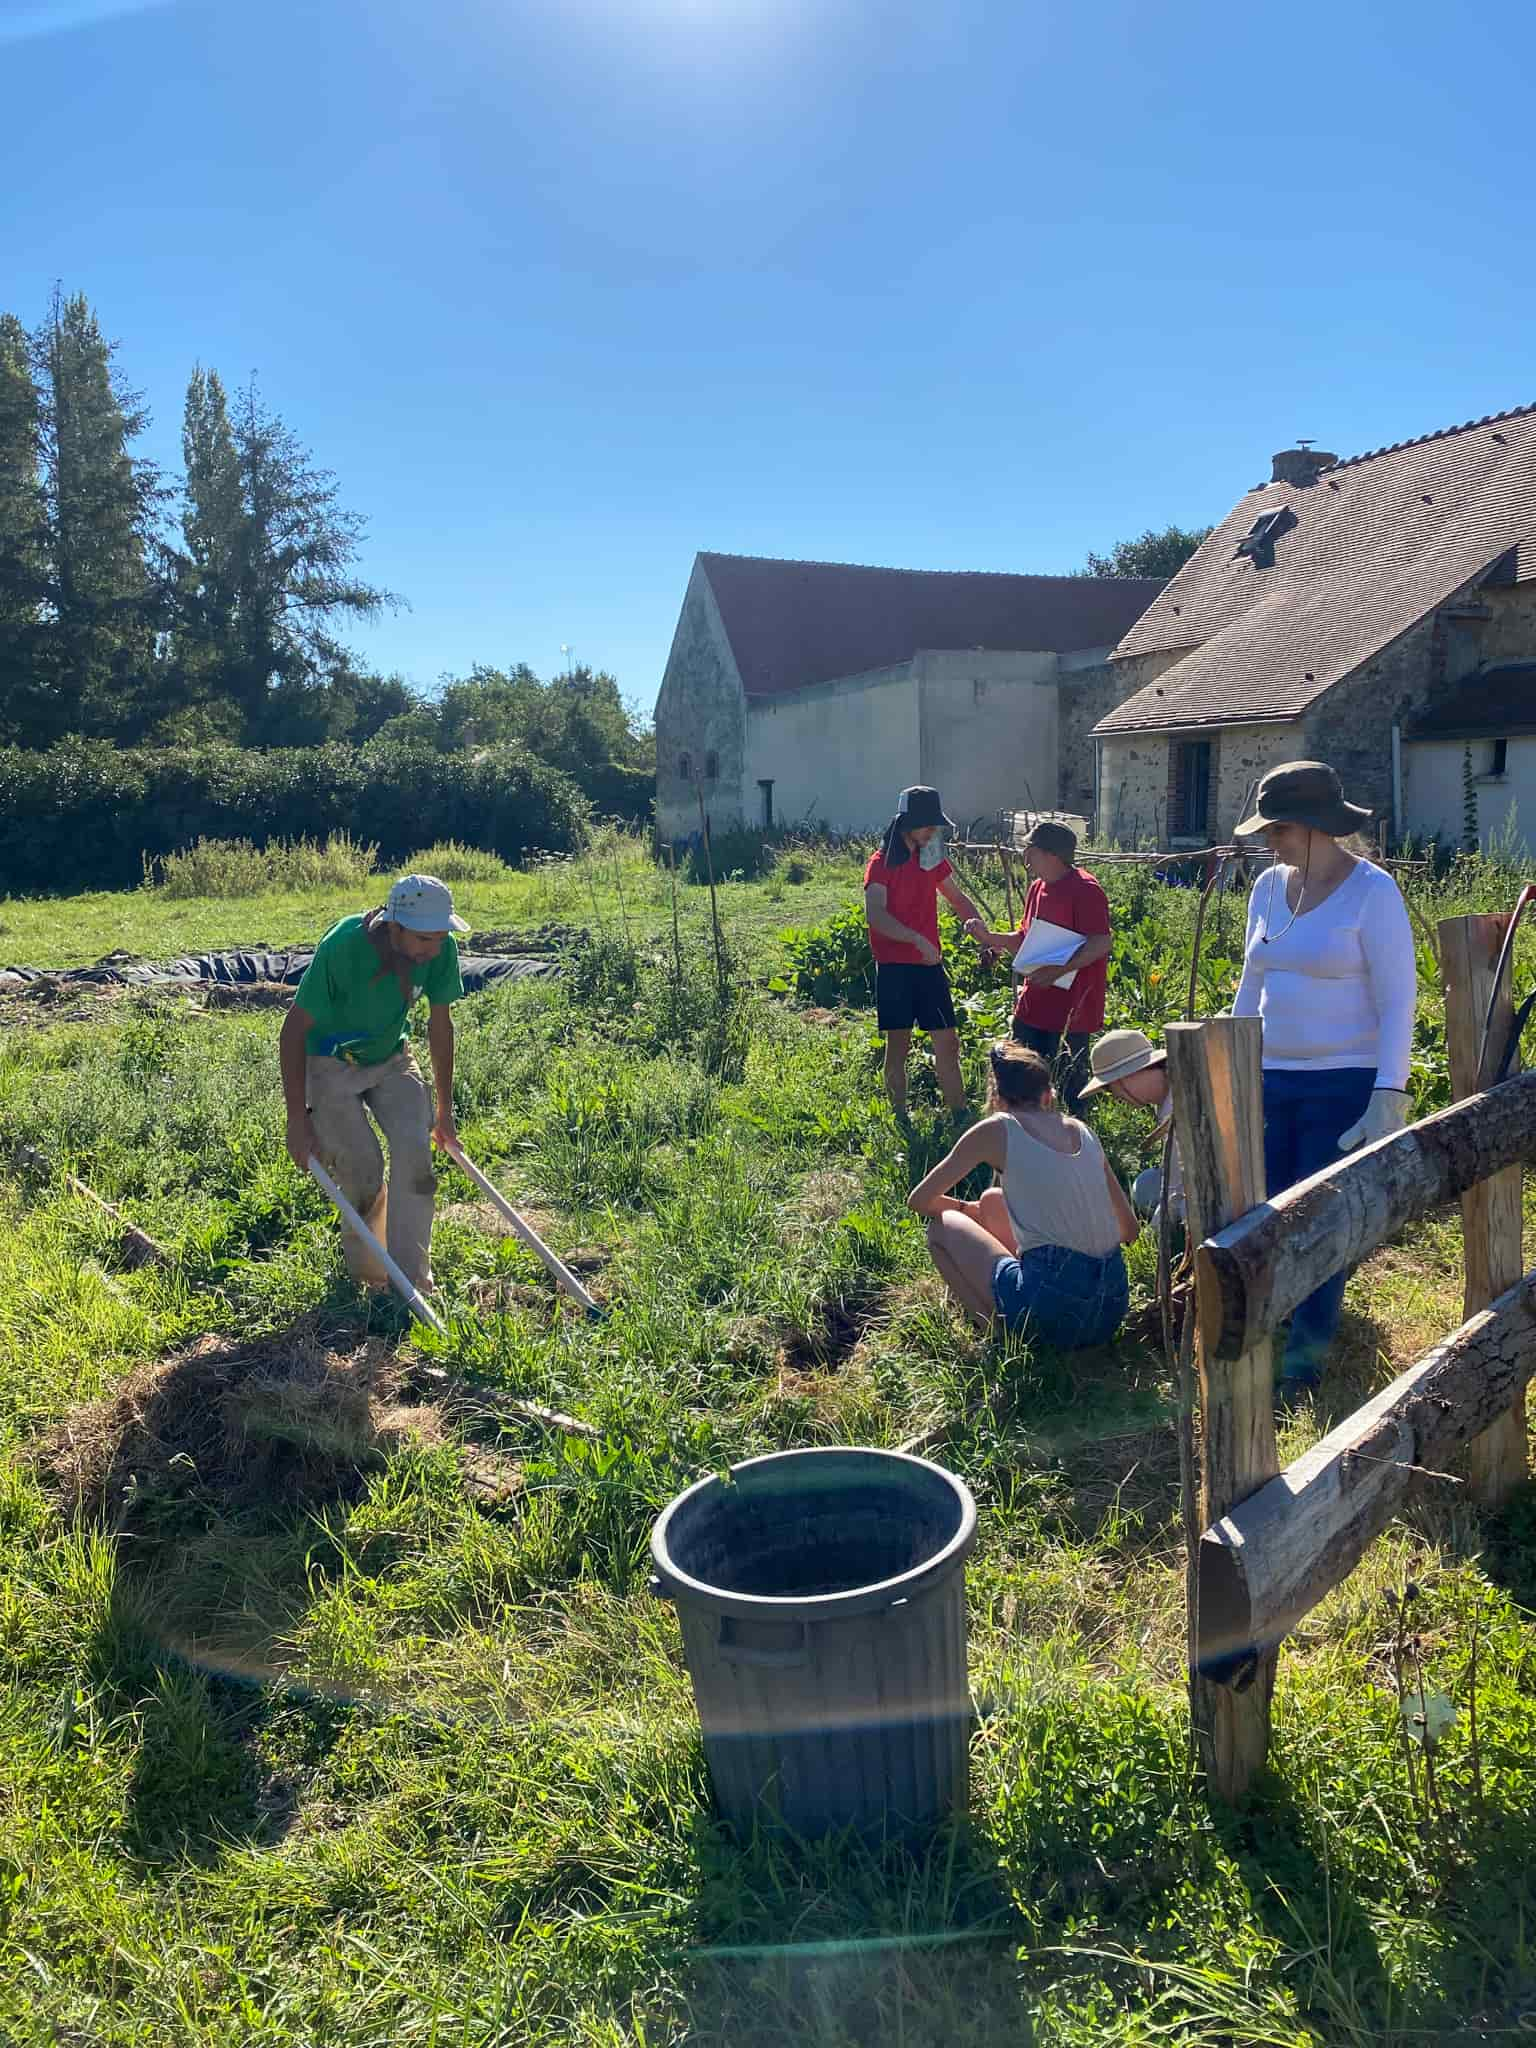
top-left (0, 740), bottom-right (593, 896)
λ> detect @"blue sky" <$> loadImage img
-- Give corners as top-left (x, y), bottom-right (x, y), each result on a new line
top-left (5, 0), bottom-right (1536, 716)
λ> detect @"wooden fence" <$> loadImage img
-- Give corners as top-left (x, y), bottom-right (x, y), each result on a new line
top-left (1164, 912), bottom-right (1535, 1800)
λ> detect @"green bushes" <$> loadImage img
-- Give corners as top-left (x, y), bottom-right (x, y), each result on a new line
top-left (0, 739), bottom-right (589, 896)
top-left (685, 827), bottom-right (776, 884)
top-left (401, 841), bottom-right (513, 882)
top-left (150, 832), bottom-right (381, 898)
top-left (776, 905), bottom-right (877, 1006)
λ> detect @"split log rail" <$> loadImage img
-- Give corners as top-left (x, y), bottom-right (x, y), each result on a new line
top-left (1165, 913), bottom-right (1535, 1801)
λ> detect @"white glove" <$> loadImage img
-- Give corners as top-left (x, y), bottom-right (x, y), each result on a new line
top-left (1338, 1088), bottom-right (1410, 1152)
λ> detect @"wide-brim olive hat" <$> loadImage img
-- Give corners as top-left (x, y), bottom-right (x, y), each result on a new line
top-left (1234, 760), bottom-right (1374, 838)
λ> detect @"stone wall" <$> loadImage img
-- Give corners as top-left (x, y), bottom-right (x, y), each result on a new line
top-left (1058, 661), bottom-right (1125, 814)
top-left (654, 563), bottom-right (747, 840)
top-left (1213, 723), bottom-right (1307, 834)
top-left (1471, 578), bottom-right (1536, 663)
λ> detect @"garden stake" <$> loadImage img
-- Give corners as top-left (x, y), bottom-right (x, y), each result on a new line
top-left (1477, 880), bottom-right (1536, 1087)
top-left (444, 1140), bottom-right (605, 1320)
top-left (307, 1159), bottom-right (447, 1335)
top-left (694, 785), bottom-right (728, 1000)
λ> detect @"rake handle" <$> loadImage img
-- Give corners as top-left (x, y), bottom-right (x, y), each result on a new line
top-left (444, 1141), bottom-right (603, 1318)
top-left (308, 1158), bottom-right (447, 1335)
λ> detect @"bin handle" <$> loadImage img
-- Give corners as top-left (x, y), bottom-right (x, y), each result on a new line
top-left (716, 1615), bottom-right (810, 1668)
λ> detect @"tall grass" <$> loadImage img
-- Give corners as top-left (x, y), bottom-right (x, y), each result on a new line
top-left (148, 831), bottom-right (380, 898)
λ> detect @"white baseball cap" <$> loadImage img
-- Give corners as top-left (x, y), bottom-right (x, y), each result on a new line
top-left (386, 873), bottom-right (469, 934)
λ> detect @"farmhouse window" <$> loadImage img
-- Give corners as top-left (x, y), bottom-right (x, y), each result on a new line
top-left (759, 779), bottom-right (775, 829)
top-left (679, 753), bottom-right (692, 780)
top-left (705, 751), bottom-right (719, 780)
top-left (1170, 739), bottom-right (1212, 838)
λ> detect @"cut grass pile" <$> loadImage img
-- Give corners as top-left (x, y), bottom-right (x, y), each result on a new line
top-left (1, 847), bottom-right (1535, 2045)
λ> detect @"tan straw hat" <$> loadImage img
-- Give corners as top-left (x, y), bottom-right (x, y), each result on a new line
top-left (1078, 1027), bottom-right (1168, 1099)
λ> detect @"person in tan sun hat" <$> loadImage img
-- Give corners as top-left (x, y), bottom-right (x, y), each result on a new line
top-left (1079, 1028), bottom-right (1183, 1222)
top-left (1231, 760), bottom-right (1416, 1402)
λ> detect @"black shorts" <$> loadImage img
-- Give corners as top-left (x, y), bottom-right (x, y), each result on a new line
top-left (876, 962), bottom-right (957, 1034)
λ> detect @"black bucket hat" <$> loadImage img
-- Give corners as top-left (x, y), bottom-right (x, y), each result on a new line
top-left (895, 786), bottom-right (955, 831)
top-left (1234, 760), bottom-right (1374, 838)
top-left (881, 785), bottom-right (956, 865)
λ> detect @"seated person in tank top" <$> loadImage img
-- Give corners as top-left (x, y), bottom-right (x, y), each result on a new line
top-left (907, 1042), bottom-right (1138, 1349)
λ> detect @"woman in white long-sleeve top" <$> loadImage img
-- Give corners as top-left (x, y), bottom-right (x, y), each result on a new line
top-left (1231, 761), bottom-right (1418, 1401)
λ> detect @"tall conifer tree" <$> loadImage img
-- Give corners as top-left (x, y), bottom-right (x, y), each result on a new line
top-left (32, 290), bottom-right (159, 738)
top-left (0, 312), bottom-right (47, 740)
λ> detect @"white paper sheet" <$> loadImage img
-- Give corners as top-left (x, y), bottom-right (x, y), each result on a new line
top-left (1011, 915), bottom-right (1082, 989)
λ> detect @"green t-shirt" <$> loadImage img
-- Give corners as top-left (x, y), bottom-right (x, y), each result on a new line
top-left (294, 915), bottom-right (465, 1067)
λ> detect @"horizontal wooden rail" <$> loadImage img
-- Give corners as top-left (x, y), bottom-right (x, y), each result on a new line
top-left (1196, 1070), bottom-right (1536, 1361)
top-left (1195, 1261), bottom-right (1536, 1683)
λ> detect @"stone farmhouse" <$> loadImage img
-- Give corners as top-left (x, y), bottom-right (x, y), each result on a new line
top-left (657, 406), bottom-right (1536, 856)
top-left (654, 552), bottom-right (1162, 843)
top-left (1094, 408), bottom-right (1536, 851)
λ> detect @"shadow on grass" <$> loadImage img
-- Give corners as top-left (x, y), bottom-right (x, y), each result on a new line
top-left (1231, 1764), bottom-right (1536, 2042)
top-left (1477, 1483), bottom-right (1536, 1615)
top-left (675, 1814), bottom-right (1027, 2048)
top-left (51, 1299), bottom-right (424, 1869)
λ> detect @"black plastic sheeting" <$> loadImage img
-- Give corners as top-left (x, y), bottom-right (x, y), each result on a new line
top-left (0, 948), bottom-right (557, 995)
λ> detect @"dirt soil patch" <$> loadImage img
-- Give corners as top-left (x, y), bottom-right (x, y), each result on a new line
top-left (776, 1294), bottom-right (879, 1375)
top-left (199, 980), bottom-right (296, 1011)
top-left (40, 1316), bottom-right (458, 1530)
top-left (0, 981), bottom-right (132, 1029)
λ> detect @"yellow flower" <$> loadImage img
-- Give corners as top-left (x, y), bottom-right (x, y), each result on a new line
top-left (1148, 968), bottom-right (1163, 985)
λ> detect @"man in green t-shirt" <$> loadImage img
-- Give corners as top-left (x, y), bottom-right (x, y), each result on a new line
top-left (280, 873), bottom-right (468, 1294)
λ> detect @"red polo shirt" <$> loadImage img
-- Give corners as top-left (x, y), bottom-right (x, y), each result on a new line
top-left (1012, 866), bottom-right (1111, 1033)
top-left (864, 848), bottom-right (952, 965)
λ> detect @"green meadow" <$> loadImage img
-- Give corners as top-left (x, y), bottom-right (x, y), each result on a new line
top-left (1, 839), bottom-right (1534, 2046)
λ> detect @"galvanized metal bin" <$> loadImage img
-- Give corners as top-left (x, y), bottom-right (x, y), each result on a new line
top-left (650, 1447), bottom-right (977, 1838)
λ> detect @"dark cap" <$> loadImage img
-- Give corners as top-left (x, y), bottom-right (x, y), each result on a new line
top-left (1234, 761), bottom-right (1373, 838)
top-left (895, 785), bottom-right (956, 832)
top-left (1024, 819), bottom-right (1078, 863)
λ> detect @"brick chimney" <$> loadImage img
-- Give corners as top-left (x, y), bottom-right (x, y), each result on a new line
top-left (1270, 445), bottom-right (1338, 487)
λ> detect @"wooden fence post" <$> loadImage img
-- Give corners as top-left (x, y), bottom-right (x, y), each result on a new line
top-left (1165, 1017), bottom-right (1278, 1799)
top-left (1440, 913), bottom-right (1529, 1503)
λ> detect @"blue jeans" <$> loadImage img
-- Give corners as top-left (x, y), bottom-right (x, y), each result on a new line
top-left (991, 1243), bottom-right (1129, 1349)
top-left (1262, 1066), bottom-right (1376, 1387)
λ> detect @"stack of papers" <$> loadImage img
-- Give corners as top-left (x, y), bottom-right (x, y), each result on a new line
top-left (1012, 917), bottom-right (1082, 989)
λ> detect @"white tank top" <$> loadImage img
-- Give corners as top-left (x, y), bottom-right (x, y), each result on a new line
top-left (996, 1112), bottom-right (1122, 1259)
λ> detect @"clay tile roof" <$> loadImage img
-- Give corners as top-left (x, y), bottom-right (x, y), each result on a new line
top-left (1405, 661), bottom-right (1536, 739)
top-left (697, 552), bottom-right (1164, 700)
top-left (1094, 402), bottom-right (1536, 738)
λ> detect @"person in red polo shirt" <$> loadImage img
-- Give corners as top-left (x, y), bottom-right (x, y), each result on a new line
top-left (974, 820), bottom-right (1111, 1116)
top-left (863, 785), bottom-right (991, 1117)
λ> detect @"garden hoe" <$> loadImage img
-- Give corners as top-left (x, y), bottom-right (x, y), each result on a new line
top-left (443, 1139), bottom-right (605, 1321)
top-left (307, 1158), bottom-right (447, 1335)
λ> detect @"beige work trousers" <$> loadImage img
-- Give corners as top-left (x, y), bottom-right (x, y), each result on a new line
top-left (307, 1049), bottom-right (435, 1290)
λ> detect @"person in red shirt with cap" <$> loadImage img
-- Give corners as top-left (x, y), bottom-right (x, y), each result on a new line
top-left (974, 820), bottom-right (1112, 1117)
top-left (863, 785), bottom-right (991, 1117)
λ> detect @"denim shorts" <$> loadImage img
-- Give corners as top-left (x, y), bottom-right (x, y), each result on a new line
top-left (991, 1243), bottom-right (1130, 1349)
